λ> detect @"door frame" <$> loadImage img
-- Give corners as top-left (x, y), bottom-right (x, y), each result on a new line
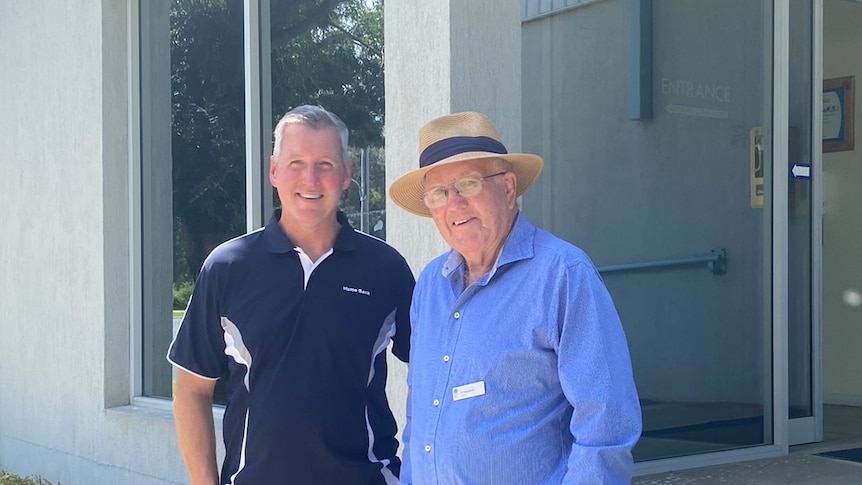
top-left (788, 0), bottom-right (824, 446)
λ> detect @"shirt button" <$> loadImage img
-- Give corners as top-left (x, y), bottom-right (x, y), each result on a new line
top-left (454, 311), bottom-right (461, 319)
top-left (443, 355), bottom-right (450, 362)
top-left (424, 444), bottom-right (432, 453)
top-left (433, 399), bottom-right (440, 406)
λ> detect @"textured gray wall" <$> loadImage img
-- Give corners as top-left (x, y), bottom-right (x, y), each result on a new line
top-left (0, 1), bottom-right (186, 483)
top-left (384, 0), bottom-right (524, 441)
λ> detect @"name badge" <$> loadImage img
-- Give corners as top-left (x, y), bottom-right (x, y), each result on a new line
top-left (452, 381), bottom-right (485, 401)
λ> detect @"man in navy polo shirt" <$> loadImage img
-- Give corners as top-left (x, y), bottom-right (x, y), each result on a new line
top-left (168, 105), bottom-right (414, 485)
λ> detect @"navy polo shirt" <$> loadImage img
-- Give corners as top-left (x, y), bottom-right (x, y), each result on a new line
top-left (168, 210), bottom-right (414, 485)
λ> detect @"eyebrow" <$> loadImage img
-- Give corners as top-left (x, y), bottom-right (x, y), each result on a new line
top-left (425, 171), bottom-right (484, 186)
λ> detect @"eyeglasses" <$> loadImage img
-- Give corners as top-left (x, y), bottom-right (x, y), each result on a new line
top-left (421, 172), bottom-right (507, 210)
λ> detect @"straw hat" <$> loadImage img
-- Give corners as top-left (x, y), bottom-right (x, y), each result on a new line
top-left (389, 112), bottom-right (544, 217)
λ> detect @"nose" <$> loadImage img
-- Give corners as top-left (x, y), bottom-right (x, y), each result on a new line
top-left (444, 188), bottom-right (468, 208)
top-left (301, 164), bottom-right (320, 183)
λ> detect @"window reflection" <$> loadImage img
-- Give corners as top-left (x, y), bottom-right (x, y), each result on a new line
top-left (143, 0), bottom-right (388, 402)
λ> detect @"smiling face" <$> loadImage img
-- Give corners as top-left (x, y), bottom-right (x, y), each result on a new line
top-left (424, 158), bottom-right (518, 267)
top-left (269, 123), bottom-right (352, 234)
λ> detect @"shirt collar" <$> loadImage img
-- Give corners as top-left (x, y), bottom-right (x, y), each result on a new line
top-left (263, 209), bottom-right (357, 254)
top-left (441, 212), bottom-right (536, 282)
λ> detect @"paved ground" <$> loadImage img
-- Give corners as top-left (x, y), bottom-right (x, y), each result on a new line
top-left (634, 440), bottom-right (862, 484)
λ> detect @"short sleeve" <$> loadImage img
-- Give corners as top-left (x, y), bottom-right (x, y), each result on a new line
top-left (390, 258), bottom-right (415, 363)
top-left (166, 263), bottom-right (228, 380)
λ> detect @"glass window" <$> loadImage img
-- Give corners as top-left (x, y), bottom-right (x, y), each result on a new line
top-left (267, 0), bottom-right (386, 238)
top-left (140, 0), bottom-right (247, 401)
top-left (139, 0), bottom-right (387, 401)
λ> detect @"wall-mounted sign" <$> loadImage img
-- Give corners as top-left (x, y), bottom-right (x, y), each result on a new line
top-left (791, 163), bottom-right (811, 179)
top-left (661, 77), bottom-right (732, 120)
top-left (750, 127), bottom-right (764, 208)
top-left (823, 76), bottom-right (855, 153)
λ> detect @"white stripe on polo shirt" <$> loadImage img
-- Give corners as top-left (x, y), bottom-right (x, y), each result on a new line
top-left (294, 247), bottom-right (334, 289)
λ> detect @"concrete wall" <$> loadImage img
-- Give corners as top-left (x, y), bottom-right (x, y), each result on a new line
top-left (0, 1), bottom-right (186, 483)
top-left (383, 0), bottom-right (523, 437)
top-left (822, 0), bottom-right (862, 406)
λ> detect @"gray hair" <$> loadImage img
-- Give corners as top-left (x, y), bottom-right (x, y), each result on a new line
top-left (272, 105), bottom-right (349, 162)
top-left (489, 158), bottom-right (514, 174)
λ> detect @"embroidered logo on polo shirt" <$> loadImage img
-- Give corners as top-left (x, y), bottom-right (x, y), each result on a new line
top-left (342, 285), bottom-right (371, 296)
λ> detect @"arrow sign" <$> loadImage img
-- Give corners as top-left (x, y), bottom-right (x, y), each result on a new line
top-left (791, 163), bottom-right (811, 179)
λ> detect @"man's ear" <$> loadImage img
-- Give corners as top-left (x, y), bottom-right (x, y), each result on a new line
top-left (269, 155), bottom-right (278, 185)
top-left (342, 158), bottom-right (354, 191)
top-left (505, 171), bottom-right (518, 207)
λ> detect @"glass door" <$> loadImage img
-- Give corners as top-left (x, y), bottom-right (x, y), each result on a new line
top-left (787, 0), bottom-right (822, 445)
top-left (521, 0), bottom-right (778, 462)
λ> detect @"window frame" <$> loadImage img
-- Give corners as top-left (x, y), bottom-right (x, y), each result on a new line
top-left (132, 0), bottom-right (273, 404)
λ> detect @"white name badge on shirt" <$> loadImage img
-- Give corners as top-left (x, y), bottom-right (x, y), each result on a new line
top-left (452, 381), bottom-right (486, 401)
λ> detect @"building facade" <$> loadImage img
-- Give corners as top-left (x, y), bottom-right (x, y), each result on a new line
top-left (0, 0), bottom-right (860, 482)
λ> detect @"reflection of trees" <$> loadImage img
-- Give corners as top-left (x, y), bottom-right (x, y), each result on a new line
top-left (170, 0), bottom-right (385, 299)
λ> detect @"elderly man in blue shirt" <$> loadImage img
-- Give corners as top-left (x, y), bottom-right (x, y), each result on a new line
top-left (389, 111), bottom-right (642, 484)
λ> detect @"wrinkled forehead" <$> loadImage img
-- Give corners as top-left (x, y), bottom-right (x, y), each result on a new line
top-left (423, 158), bottom-right (496, 186)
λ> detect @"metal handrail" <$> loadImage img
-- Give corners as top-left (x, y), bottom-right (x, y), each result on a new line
top-left (597, 248), bottom-right (727, 275)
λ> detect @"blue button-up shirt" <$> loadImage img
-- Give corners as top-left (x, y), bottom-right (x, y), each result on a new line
top-left (402, 214), bottom-right (641, 484)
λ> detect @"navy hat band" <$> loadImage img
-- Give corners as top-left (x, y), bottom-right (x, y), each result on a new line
top-left (419, 136), bottom-right (508, 168)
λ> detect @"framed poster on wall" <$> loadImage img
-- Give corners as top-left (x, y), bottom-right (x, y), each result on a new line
top-left (823, 76), bottom-right (855, 152)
